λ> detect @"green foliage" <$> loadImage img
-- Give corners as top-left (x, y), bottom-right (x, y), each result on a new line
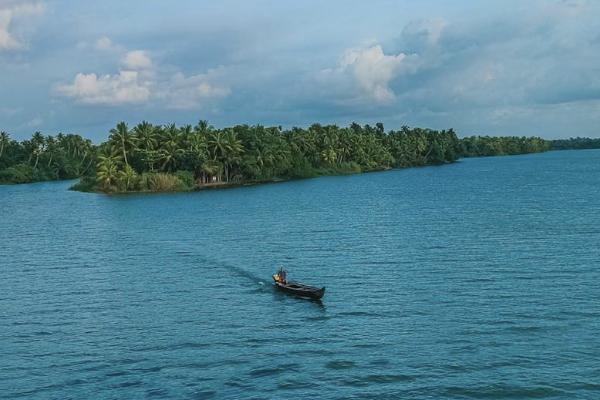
top-left (459, 136), bottom-right (550, 157)
top-left (174, 170), bottom-right (195, 190)
top-left (118, 164), bottom-right (139, 192)
top-left (0, 163), bottom-right (34, 184)
top-left (0, 132), bottom-right (96, 184)
top-left (551, 137), bottom-right (600, 150)
top-left (2, 121), bottom-right (564, 192)
top-left (145, 173), bottom-right (184, 192)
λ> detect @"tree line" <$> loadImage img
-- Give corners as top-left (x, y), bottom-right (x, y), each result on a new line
top-left (0, 123), bottom-right (555, 192)
top-left (460, 135), bottom-right (550, 157)
top-left (0, 131), bottom-right (95, 184)
top-left (551, 137), bottom-right (600, 150)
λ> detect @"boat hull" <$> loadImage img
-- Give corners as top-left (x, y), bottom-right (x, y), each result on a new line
top-left (274, 281), bottom-right (325, 300)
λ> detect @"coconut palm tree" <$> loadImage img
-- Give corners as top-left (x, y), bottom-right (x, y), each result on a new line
top-left (207, 130), bottom-right (227, 161)
top-left (96, 152), bottom-right (121, 191)
top-left (159, 124), bottom-right (183, 172)
top-left (109, 122), bottom-right (136, 166)
top-left (133, 121), bottom-right (157, 152)
top-left (28, 131), bottom-right (45, 169)
top-left (194, 120), bottom-right (211, 135)
top-left (0, 131), bottom-right (9, 159)
top-left (118, 164), bottom-right (137, 191)
top-left (200, 160), bottom-right (222, 183)
top-left (222, 129), bottom-right (244, 182)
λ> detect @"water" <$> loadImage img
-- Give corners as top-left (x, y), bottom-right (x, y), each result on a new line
top-left (2, 150), bottom-right (600, 399)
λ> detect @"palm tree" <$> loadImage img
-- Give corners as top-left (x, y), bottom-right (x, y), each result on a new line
top-left (194, 120), bottom-right (211, 135)
top-left (133, 121), bottom-right (157, 152)
top-left (159, 124), bottom-right (183, 172)
top-left (45, 136), bottom-right (58, 168)
top-left (133, 121), bottom-right (158, 171)
top-left (186, 132), bottom-right (208, 176)
top-left (180, 124), bottom-right (193, 139)
top-left (109, 122), bottom-right (136, 166)
top-left (29, 131), bottom-right (45, 169)
top-left (118, 164), bottom-right (137, 191)
top-left (0, 131), bottom-right (9, 159)
top-left (207, 130), bottom-right (227, 161)
top-left (96, 152), bottom-right (121, 191)
top-left (205, 129), bottom-right (244, 181)
top-left (199, 160), bottom-right (222, 184)
top-left (222, 129), bottom-right (244, 182)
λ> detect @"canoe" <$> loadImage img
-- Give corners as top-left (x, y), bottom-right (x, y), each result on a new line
top-left (272, 275), bottom-right (325, 300)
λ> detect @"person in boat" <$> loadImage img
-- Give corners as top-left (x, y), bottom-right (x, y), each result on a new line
top-left (276, 267), bottom-right (287, 284)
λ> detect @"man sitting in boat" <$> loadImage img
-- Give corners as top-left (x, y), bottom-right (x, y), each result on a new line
top-left (273, 267), bottom-right (287, 284)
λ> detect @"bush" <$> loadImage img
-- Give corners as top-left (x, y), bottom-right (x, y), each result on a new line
top-left (174, 170), bottom-right (195, 190)
top-left (0, 164), bottom-right (34, 184)
top-left (286, 157), bottom-right (317, 179)
top-left (146, 173), bottom-right (184, 192)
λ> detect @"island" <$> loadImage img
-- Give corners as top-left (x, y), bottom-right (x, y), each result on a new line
top-left (1, 121), bottom-right (592, 193)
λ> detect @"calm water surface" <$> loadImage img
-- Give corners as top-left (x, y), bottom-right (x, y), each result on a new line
top-left (2, 150), bottom-right (600, 399)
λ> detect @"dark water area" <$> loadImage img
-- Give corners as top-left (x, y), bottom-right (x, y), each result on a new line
top-left (2, 150), bottom-right (600, 399)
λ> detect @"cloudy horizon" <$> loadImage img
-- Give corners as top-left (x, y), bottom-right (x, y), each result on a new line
top-left (1, 0), bottom-right (599, 141)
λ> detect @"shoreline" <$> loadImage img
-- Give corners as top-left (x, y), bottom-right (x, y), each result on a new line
top-left (68, 149), bottom-right (593, 195)
top-left (0, 150), bottom-right (560, 192)
top-left (71, 165), bottom-right (396, 195)
top-left (1, 150), bottom-right (571, 193)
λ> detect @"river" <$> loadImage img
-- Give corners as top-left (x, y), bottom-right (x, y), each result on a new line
top-left (2, 150), bottom-right (600, 399)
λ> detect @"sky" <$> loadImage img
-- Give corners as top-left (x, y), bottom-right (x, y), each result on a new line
top-left (1, 0), bottom-right (599, 141)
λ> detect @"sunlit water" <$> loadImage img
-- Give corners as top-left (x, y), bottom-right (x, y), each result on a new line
top-left (2, 150), bottom-right (600, 399)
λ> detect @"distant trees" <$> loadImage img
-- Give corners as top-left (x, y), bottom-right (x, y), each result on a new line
top-left (109, 122), bottom-right (136, 167)
top-left (0, 132), bottom-right (95, 184)
top-left (1, 121), bottom-right (563, 191)
top-left (459, 136), bottom-right (550, 157)
top-left (551, 137), bottom-right (600, 150)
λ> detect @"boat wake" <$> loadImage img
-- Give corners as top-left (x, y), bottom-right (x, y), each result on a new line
top-left (151, 240), bottom-right (267, 287)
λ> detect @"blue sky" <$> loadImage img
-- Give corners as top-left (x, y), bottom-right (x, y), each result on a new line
top-left (1, 0), bottom-right (599, 141)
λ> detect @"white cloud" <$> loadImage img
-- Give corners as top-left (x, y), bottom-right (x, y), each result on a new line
top-left (337, 45), bottom-right (408, 103)
top-left (122, 50), bottom-right (152, 70)
top-left (161, 71), bottom-right (231, 109)
top-left (0, 1), bottom-right (44, 50)
top-left (57, 46), bottom-right (229, 108)
top-left (95, 36), bottom-right (116, 51)
top-left (56, 70), bottom-right (151, 105)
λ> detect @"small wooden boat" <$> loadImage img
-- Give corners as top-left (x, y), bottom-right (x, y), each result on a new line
top-left (272, 269), bottom-right (325, 300)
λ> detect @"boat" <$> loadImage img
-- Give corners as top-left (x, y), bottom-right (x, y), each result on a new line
top-left (272, 268), bottom-right (325, 300)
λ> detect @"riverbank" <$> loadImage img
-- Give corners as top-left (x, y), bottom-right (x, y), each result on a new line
top-left (2, 122), bottom-right (558, 191)
top-left (69, 162), bottom-right (385, 194)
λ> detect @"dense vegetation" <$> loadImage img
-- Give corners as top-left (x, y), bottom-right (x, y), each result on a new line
top-left (551, 137), bottom-right (600, 150)
top-left (0, 131), bottom-right (95, 184)
top-left (460, 136), bottom-right (551, 157)
top-left (0, 123), bottom-right (556, 192)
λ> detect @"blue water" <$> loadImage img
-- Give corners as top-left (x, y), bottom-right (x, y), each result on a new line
top-left (2, 150), bottom-right (600, 399)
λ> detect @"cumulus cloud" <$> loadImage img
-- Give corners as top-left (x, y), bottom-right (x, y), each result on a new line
top-left (0, 1), bottom-right (44, 50)
top-left (122, 50), bottom-right (152, 70)
top-left (94, 36), bottom-right (117, 51)
top-left (57, 46), bottom-right (229, 108)
top-left (161, 70), bottom-right (231, 109)
top-left (56, 71), bottom-right (151, 105)
top-left (326, 44), bottom-right (413, 103)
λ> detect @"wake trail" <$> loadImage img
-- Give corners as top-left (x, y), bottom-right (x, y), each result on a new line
top-left (152, 240), bottom-right (269, 287)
